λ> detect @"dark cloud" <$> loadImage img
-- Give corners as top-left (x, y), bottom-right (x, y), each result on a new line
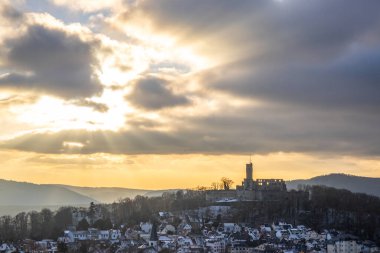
top-left (0, 3), bottom-right (23, 22)
top-left (122, 0), bottom-right (380, 112)
top-left (0, 73), bottom-right (37, 86)
top-left (126, 0), bottom-right (380, 60)
top-left (2, 103), bottom-right (380, 156)
top-left (71, 99), bottom-right (109, 112)
top-left (127, 77), bottom-right (190, 110)
top-left (0, 129), bottom-right (187, 154)
top-left (118, 0), bottom-right (380, 157)
top-left (206, 46), bottom-right (380, 112)
top-left (0, 25), bottom-right (102, 99)
top-left (1, 0), bottom-right (380, 159)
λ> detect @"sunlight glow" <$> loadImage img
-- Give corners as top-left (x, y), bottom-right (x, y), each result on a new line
top-left (11, 95), bottom-right (128, 132)
top-left (2, 0), bottom-right (377, 191)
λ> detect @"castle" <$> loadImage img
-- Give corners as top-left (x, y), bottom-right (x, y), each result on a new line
top-left (206, 162), bottom-right (287, 202)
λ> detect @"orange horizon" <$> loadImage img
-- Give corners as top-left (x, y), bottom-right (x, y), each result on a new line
top-left (1, 151), bottom-right (379, 190)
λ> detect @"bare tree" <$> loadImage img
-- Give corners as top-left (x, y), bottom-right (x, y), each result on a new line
top-left (220, 177), bottom-right (234, 190)
top-left (211, 182), bottom-right (221, 190)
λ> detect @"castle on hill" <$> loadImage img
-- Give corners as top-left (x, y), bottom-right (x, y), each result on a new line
top-left (206, 161), bottom-right (287, 202)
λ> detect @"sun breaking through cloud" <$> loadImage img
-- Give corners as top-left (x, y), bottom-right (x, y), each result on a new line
top-left (0, 0), bottom-right (380, 188)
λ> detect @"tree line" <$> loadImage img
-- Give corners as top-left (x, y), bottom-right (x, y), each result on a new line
top-left (0, 184), bottom-right (379, 244)
top-left (0, 189), bottom-right (207, 242)
top-left (0, 207), bottom-right (72, 242)
top-left (231, 185), bottom-right (380, 243)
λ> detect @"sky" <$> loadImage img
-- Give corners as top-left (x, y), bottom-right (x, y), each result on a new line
top-left (0, 0), bottom-right (380, 189)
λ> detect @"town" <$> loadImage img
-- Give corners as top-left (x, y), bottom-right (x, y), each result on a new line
top-left (0, 163), bottom-right (379, 253)
top-left (1, 208), bottom-right (378, 253)
top-left (1, 0), bottom-right (380, 252)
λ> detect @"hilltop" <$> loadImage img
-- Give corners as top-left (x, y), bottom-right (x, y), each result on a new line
top-left (287, 173), bottom-right (380, 197)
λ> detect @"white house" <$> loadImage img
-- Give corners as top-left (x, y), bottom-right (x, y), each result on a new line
top-left (260, 224), bottom-right (272, 233)
top-left (205, 238), bottom-right (226, 253)
top-left (110, 229), bottom-right (122, 240)
top-left (160, 224), bottom-right (176, 235)
top-left (98, 230), bottom-right (109, 240)
top-left (223, 223), bottom-right (241, 233)
top-left (327, 240), bottom-right (363, 253)
top-left (72, 231), bottom-right (88, 241)
top-left (140, 222), bottom-right (153, 234)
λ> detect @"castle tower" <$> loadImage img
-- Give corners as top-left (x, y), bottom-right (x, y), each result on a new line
top-left (243, 161), bottom-right (254, 189)
top-left (246, 162), bottom-right (253, 181)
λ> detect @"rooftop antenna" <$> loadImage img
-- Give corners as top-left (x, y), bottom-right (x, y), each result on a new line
top-left (249, 153), bottom-right (252, 163)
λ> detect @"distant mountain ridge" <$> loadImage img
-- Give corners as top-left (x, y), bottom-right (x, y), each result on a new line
top-left (286, 173), bottom-right (380, 197)
top-left (0, 179), bottom-right (179, 215)
top-left (48, 185), bottom-right (151, 203)
top-left (0, 173), bottom-right (379, 216)
top-left (0, 179), bottom-right (97, 206)
top-left (0, 179), bottom-right (97, 215)
top-left (48, 185), bottom-right (181, 203)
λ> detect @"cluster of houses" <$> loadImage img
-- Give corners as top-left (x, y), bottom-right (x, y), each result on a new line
top-left (0, 208), bottom-right (378, 253)
top-left (62, 228), bottom-right (122, 242)
top-left (0, 239), bottom-right (58, 253)
top-left (54, 209), bottom-right (379, 253)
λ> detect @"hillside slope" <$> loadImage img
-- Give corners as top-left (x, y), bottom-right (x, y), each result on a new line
top-left (52, 185), bottom-right (151, 203)
top-left (0, 179), bottom-right (97, 206)
top-left (287, 173), bottom-right (380, 197)
top-left (55, 185), bottom-right (181, 203)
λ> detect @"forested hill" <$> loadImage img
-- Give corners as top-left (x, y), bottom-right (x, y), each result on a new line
top-left (0, 185), bottom-right (379, 243)
top-left (1, 173), bottom-right (379, 216)
top-left (287, 173), bottom-right (380, 197)
top-left (0, 179), bottom-right (97, 206)
top-left (49, 185), bottom-right (180, 203)
top-left (0, 179), bottom-right (178, 215)
top-left (48, 185), bottom-right (151, 203)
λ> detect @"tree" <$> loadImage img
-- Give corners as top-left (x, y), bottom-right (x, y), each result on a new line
top-left (41, 208), bottom-right (54, 238)
top-left (220, 177), bottom-right (234, 190)
top-left (54, 207), bottom-right (73, 232)
top-left (14, 212), bottom-right (28, 240)
top-left (93, 219), bottom-right (105, 230)
top-left (176, 190), bottom-right (184, 200)
top-left (29, 211), bottom-right (43, 240)
top-left (0, 215), bottom-right (15, 241)
top-left (211, 182), bottom-right (223, 190)
top-left (57, 241), bottom-right (68, 253)
top-left (88, 202), bottom-right (96, 225)
top-left (103, 218), bottom-right (113, 230)
top-left (79, 241), bottom-right (88, 253)
top-left (77, 218), bottom-right (89, 231)
top-left (93, 218), bottom-right (113, 230)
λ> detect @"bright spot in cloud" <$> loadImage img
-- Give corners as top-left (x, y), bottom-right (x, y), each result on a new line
top-left (10, 95), bottom-right (128, 132)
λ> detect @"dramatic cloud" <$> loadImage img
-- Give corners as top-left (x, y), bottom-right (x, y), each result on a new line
top-left (122, 0), bottom-right (380, 106)
top-left (127, 77), bottom-right (190, 110)
top-left (1, 0), bottom-right (380, 162)
top-left (2, 101), bottom-right (380, 157)
top-left (0, 24), bottom-right (102, 99)
top-left (205, 46), bottom-right (380, 112)
top-left (124, 0), bottom-right (380, 58)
